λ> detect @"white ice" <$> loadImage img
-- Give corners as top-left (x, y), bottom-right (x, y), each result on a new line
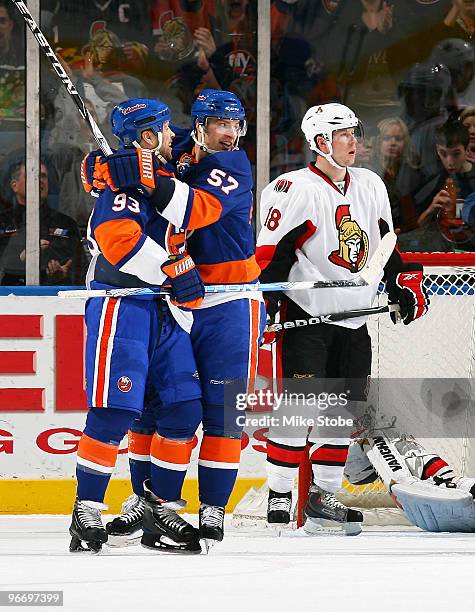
top-left (1, 515), bottom-right (474, 612)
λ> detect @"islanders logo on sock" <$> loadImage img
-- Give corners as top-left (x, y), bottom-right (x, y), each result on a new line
top-left (328, 204), bottom-right (369, 273)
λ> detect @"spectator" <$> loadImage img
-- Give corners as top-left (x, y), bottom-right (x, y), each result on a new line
top-left (0, 162), bottom-right (84, 285)
top-left (372, 117), bottom-right (421, 248)
top-left (398, 61), bottom-right (451, 177)
top-left (0, 1), bottom-right (25, 159)
top-left (461, 106), bottom-right (475, 162)
top-left (430, 38), bottom-right (474, 112)
top-left (46, 0), bottom-right (151, 77)
top-left (415, 121), bottom-right (475, 250)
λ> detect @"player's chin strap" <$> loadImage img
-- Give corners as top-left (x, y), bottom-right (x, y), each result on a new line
top-left (132, 134), bottom-right (167, 165)
top-left (191, 121), bottom-right (244, 154)
top-left (363, 434), bottom-right (475, 532)
top-left (315, 140), bottom-right (347, 171)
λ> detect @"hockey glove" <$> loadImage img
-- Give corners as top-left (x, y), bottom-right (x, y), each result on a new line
top-left (81, 150), bottom-right (106, 194)
top-left (386, 264), bottom-right (429, 325)
top-left (97, 147), bottom-right (159, 193)
top-left (161, 254), bottom-right (205, 310)
top-left (262, 292), bottom-right (281, 345)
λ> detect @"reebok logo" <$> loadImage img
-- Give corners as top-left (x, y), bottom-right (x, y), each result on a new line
top-left (373, 437), bottom-right (403, 472)
top-left (401, 273), bottom-right (419, 281)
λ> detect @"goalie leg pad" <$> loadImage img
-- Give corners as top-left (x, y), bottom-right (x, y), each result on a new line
top-left (391, 481), bottom-right (475, 533)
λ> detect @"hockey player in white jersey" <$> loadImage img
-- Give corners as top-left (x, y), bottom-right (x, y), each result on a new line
top-left (256, 103), bottom-right (431, 534)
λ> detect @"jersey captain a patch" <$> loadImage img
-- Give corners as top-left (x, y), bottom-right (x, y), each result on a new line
top-left (274, 179), bottom-right (292, 193)
top-left (328, 204), bottom-right (369, 273)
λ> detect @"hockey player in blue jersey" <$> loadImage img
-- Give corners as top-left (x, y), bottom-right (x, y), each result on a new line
top-left (71, 99), bottom-right (207, 554)
top-left (83, 90), bottom-right (265, 548)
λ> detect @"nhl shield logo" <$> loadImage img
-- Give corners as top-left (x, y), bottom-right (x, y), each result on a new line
top-left (117, 376), bottom-right (133, 393)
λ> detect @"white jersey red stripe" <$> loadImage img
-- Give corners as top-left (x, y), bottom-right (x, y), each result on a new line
top-left (257, 165), bottom-right (394, 329)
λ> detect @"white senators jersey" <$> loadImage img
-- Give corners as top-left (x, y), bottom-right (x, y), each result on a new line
top-left (256, 164), bottom-right (395, 329)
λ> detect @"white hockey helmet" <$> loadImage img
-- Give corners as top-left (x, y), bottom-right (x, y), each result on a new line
top-left (301, 103), bottom-right (362, 169)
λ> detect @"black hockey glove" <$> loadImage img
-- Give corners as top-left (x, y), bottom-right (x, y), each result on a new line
top-left (262, 292), bottom-right (281, 345)
top-left (386, 263), bottom-right (429, 325)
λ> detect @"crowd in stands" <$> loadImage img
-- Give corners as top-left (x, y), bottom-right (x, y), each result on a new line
top-left (2, 0), bottom-right (475, 285)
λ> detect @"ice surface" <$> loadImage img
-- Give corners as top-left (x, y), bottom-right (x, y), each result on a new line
top-left (1, 515), bottom-right (474, 612)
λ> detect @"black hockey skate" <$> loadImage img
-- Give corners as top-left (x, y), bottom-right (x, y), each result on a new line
top-left (199, 504), bottom-right (224, 552)
top-left (304, 484), bottom-right (363, 536)
top-left (69, 498), bottom-right (108, 553)
top-left (267, 489), bottom-right (292, 524)
top-left (140, 480), bottom-right (201, 554)
top-left (106, 493), bottom-right (145, 547)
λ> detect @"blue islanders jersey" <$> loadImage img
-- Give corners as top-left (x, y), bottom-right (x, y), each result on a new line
top-left (179, 149), bottom-right (259, 285)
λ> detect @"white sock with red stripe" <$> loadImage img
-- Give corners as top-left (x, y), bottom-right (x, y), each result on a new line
top-left (308, 439), bottom-right (349, 494)
top-left (266, 437), bottom-right (307, 493)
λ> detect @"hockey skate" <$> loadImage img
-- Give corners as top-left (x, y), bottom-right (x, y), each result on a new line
top-left (267, 489), bottom-right (292, 526)
top-left (106, 493), bottom-right (145, 547)
top-left (140, 480), bottom-right (201, 554)
top-left (303, 484), bottom-right (363, 536)
top-left (199, 504), bottom-right (225, 553)
top-left (69, 498), bottom-right (108, 553)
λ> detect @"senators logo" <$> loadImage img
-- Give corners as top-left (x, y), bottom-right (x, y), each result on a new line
top-left (117, 376), bottom-right (133, 393)
top-left (328, 205), bottom-right (369, 273)
top-left (274, 179), bottom-right (292, 193)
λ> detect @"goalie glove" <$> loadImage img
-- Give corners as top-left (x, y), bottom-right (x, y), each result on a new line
top-left (161, 254), bottom-right (204, 310)
top-left (386, 263), bottom-right (429, 325)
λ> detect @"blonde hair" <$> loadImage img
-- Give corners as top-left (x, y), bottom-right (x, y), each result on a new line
top-left (374, 117), bottom-right (419, 169)
top-left (461, 106), bottom-right (475, 123)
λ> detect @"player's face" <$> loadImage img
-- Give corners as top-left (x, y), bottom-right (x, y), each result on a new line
top-left (331, 127), bottom-right (357, 167)
top-left (160, 121), bottom-right (175, 162)
top-left (380, 125), bottom-right (404, 160)
top-left (436, 144), bottom-right (467, 174)
top-left (203, 117), bottom-right (241, 152)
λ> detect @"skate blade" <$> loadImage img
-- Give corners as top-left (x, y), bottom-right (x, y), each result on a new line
top-left (303, 517), bottom-right (362, 537)
top-left (201, 538), bottom-right (217, 554)
top-left (141, 534), bottom-right (201, 555)
top-left (69, 535), bottom-right (104, 554)
top-left (106, 531), bottom-right (142, 548)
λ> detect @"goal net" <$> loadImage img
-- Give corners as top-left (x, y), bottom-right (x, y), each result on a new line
top-left (234, 253), bottom-right (475, 528)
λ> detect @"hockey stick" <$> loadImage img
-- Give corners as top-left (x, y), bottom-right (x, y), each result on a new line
top-left (11, 0), bottom-right (113, 156)
top-left (58, 232), bottom-right (397, 298)
top-left (266, 303), bottom-right (400, 332)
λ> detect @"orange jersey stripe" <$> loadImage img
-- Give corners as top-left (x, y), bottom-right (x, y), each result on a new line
top-left (128, 431), bottom-right (153, 455)
top-left (95, 218), bottom-right (143, 265)
top-left (197, 255), bottom-right (261, 284)
top-left (150, 433), bottom-right (194, 465)
top-left (247, 300), bottom-right (261, 395)
top-left (77, 433), bottom-right (119, 467)
top-left (188, 189), bottom-right (223, 229)
top-left (199, 436), bottom-right (242, 464)
top-left (94, 298), bottom-right (118, 407)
